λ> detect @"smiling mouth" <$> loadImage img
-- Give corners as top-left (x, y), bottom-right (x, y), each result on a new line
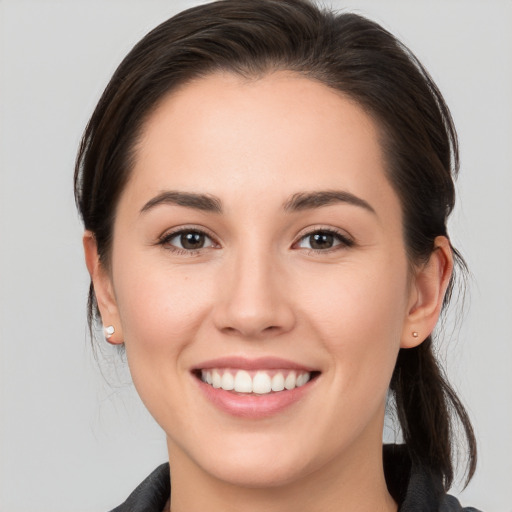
top-left (195, 369), bottom-right (320, 395)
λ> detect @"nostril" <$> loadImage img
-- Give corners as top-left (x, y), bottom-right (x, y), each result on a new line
top-left (221, 326), bottom-right (239, 335)
top-left (220, 324), bottom-right (285, 338)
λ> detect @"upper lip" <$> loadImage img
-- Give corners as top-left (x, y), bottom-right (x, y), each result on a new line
top-left (192, 356), bottom-right (317, 372)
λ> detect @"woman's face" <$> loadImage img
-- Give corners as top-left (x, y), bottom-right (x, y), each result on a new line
top-left (95, 72), bottom-right (424, 487)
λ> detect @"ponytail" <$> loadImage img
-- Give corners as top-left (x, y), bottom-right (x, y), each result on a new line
top-left (390, 337), bottom-right (477, 489)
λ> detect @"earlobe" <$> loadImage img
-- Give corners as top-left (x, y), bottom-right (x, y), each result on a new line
top-left (401, 236), bottom-right (453, 349)
top-left (83, 231), bottom-right (124, 344)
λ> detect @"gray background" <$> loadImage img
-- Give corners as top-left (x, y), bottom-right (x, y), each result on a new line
top-left (1, 1), bottom-right (511, 510)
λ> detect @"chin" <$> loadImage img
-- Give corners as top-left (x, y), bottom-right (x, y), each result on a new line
top-left (172, 428), bottom-right (330, 490)
top-left (202, 453), bottom-right (313, 489)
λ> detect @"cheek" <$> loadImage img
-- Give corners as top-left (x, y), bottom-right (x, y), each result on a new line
top-left (299, 258), bottom-right (409, 385)
top-left (110, 259), bottom-right (219, 426)
top-left (301, 256), bottom-right (408, 335)
top-left (112, 258), bottom-right (215, 360)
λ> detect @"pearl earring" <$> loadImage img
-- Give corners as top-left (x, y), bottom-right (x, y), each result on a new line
top-left (104, 325), bottom-right (115, 339)
top-left (412, 331), bottom-right (419, 338)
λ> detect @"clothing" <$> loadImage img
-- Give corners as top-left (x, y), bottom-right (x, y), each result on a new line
top-left (109, 445), bottom-right (482, 512)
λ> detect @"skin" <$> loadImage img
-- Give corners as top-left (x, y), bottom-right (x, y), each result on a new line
top-left (84, 72), bottom-right (453, 512)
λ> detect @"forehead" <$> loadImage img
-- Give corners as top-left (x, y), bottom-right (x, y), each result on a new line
top-left (125, 71), bottom-right (398, 219)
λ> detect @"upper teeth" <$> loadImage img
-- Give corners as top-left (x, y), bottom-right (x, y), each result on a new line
top-left (201, 369), bottom-right (311, 394)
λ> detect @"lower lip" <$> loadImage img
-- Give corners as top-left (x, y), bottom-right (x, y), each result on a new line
top-left (194, 375), bottom-right (317, 419)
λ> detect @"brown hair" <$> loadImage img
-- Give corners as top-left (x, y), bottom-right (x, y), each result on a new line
top-left (74, 0), bottom-right (476, 488)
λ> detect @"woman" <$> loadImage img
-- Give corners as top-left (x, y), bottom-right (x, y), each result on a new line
top-left (74, 0), bottom-right (480, 510)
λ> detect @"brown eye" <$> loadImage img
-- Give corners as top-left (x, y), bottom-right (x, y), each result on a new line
top-left (180, 232), bottom-right (206, 249)
top-left (296, 230), bottom-right (353, 251)
top-left (309, 232), bottom-right (335, 250)
top-left (162, 230), bottom-right (215, 251)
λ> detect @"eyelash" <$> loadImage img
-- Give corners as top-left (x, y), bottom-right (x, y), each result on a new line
top-left (157, 227), bottom-right (218, 256)
top-left (157, 226), bottom-right (354, 256)
top-left (293, 227), bottom-right (354, 254)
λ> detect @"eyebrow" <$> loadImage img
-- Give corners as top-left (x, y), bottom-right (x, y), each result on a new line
top-left (140, 191), bottom-right (223, 214)
top-left (140, 189), bottom-right (375, 216)
top-left (283, 190), bottom-right (376, 214)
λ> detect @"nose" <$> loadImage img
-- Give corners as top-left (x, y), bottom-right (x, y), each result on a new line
top-left (213, 248), bottom-right (296, 339)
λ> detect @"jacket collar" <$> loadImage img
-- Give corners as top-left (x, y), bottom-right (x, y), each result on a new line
top-left (110, 444), bottom-right (477, 512)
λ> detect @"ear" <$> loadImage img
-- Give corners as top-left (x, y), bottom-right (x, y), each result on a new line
top-left (401, 236), bottom-right (453, 349)
top-left (83, 231), bottom-right (123, 344)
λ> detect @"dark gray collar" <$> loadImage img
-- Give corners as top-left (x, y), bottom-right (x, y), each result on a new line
top-left (109, 445), bottom-right (481, 512)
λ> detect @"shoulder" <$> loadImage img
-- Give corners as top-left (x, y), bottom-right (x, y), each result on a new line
top-left (383, 444), bottom-right (483, 512)
top-left (108, 463), bottom-right (170, 512)
top-left (440, 494), bottom-right (482, 512)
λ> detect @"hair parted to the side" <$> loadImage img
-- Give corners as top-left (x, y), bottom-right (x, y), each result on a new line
top-left (74, 0), bottom-right (476, 489)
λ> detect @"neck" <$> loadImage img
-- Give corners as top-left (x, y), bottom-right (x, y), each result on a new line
top-left (167, 434), bottom-right (397, 512)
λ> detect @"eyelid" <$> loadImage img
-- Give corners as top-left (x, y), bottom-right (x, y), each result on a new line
top-left (293, 225), bottom-right (354, 250)
top-left (157, 225), bottom-right (220, 252)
